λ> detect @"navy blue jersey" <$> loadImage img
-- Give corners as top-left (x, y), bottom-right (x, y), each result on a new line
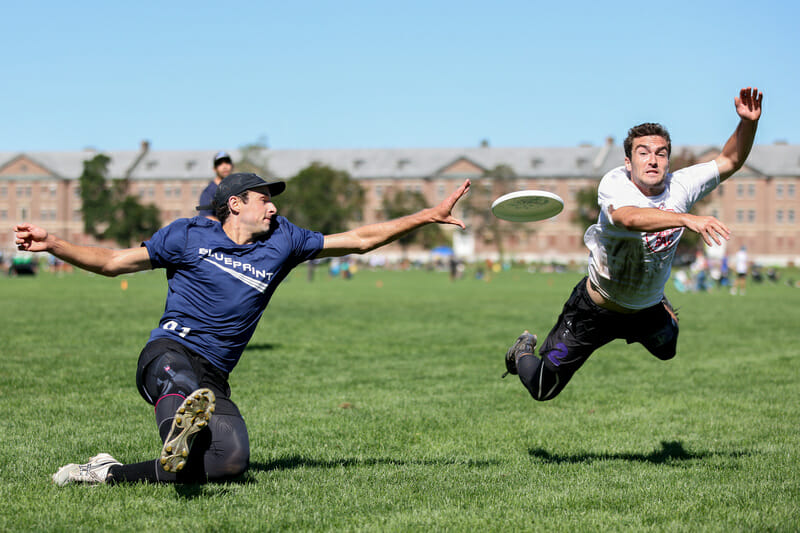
top-left (144, 216), bottom-right (324, 372)
top-left (197, 181), bottom-right (218, 217)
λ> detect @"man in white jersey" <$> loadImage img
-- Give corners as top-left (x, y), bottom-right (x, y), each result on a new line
top-left (732, 245), bottom-right (749, 295)
top-left (503, 87), bottom-right (763, 401)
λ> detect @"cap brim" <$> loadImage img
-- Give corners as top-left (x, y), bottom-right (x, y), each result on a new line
top-left (249, 181), bottom-right (286, 197)
top-left (267, 181), bottom-right (286, 197)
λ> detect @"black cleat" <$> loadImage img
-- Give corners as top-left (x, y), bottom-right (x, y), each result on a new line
top-left (502, 330), bottom-right (537, 378)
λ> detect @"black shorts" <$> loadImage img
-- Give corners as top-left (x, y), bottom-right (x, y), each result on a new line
top-left (538, 277), bottom-right (679, 376)
top-left (136, 338), bottom-right (239, 416)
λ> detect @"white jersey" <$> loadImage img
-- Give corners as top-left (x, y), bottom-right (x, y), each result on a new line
top-left (584, 161), bottom-right (720, 309)
top-left (735, 249), bottom-right (748, 274)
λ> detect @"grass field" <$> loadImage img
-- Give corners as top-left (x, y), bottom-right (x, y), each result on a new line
top-left (1, 265), bottom-right (799, 532)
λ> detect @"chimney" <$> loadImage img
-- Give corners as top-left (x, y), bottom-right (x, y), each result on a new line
top-left (125, 139), bottom-right (151, 178)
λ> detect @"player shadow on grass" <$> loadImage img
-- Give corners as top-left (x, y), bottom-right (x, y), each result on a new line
top-left (528, 440), bottom-right (717, 465)
top-left (250, 456), bottom-right (499, 471)
top-left (243, 342), bottom-right (280, 351)
top-left (169, 456), bottom-right (499, 498)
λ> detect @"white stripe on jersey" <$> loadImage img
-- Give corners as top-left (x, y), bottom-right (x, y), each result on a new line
top-left (202, 257), bottom-right (269, 293)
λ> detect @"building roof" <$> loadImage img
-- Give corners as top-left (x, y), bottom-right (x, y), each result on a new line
top-left (2, 142), bottom-right (799, 181)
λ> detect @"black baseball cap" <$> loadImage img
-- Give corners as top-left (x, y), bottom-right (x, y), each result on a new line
top-left (213, 151), bottom-right (233, 167)
top-left (196, 172), bottom-right (286, 212)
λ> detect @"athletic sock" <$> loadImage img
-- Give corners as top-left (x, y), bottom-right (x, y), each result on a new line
top-left (107, 460), bottom-right (177, 484)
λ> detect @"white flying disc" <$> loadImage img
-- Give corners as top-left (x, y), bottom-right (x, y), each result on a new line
top-left (491, 190), bottom-right (564, 222)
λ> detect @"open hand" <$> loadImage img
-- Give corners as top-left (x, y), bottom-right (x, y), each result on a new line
top-left (734, 87), bottom-right (763, 122)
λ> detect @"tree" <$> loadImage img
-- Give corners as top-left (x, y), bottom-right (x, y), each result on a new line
top-left (381, 187), bottom-right (447, 257)
top-left (236, 136), bottom-right (273, 177)
top-left (461, 164), bottom-right (530, 262)
top-left (277, 162), bottom-right (364, 234)
top-left (79, 154), bottom-right (161, 247)
top-left (571, 183), bottom-right (600, 233)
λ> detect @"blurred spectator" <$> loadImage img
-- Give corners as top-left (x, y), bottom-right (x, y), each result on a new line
top-left (731, 246), bottom-right (748, 295)
top-left (197, 151), bottom-right (234, 220)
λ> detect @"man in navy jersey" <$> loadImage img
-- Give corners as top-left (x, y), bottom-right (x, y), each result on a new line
top-left (15, 172), bottom-right (471, 485)
top-left (197, 151), bottom-right (234, 220)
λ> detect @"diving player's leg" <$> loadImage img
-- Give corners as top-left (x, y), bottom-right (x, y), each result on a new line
top-left (505, 277), bottom-right (614, 401)
top-left (632, 297), bottom-right (679, 361)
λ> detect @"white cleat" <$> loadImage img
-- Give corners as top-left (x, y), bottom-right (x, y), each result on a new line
top-left (159, 388), bottom-right (215, 473)
top-left (52, 453), bottom-right (121, 486)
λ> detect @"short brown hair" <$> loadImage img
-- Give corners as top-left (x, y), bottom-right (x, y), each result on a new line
top-left (624, 123), bottom-right (671, 159)
top-left (216, 191), bottom-right (250, 224)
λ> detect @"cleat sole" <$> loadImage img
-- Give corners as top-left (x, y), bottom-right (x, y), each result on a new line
top-left (159, 388), bottom-right (216, 473)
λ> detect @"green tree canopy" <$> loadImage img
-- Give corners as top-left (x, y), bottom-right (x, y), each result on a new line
top-left (571, 183), bottom-right (600, 233)
top-left (79, 154), bottom-right (161, 247)
top-left (381, 187), bottom-right (447, 256)
top-left (236, 136), bottom-right (273, 177)
top-left (461, 164), bottom-right (531, 261)
top-left (277, 162), bottom-right (364, 235)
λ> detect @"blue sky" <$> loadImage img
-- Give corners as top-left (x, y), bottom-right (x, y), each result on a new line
top-left (3, 1), bottom-right (797, 152)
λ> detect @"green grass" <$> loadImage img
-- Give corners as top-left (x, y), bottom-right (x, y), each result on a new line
top-left (1, 266), bottom-right (799, 532)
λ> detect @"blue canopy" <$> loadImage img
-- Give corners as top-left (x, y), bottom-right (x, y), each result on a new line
top-left (431, 246), bottom-right (454, 256)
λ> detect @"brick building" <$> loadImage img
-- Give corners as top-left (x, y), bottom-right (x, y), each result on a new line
top-left (2, 140), bottom-right (799, 265)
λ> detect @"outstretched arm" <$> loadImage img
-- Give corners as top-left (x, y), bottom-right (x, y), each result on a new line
top-left (609, 206), bottom-right (731, 246)
top-left (318, 179), bottom-right (471, 258)
top-left (14, 223), bottom-right (151, 276)
top-left (715, 87), bottom-right (763, 181)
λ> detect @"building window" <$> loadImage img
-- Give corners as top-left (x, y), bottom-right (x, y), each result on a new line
top-left (0, 209), bottom-right (7, 220)
top-left (747, 184), bottom-right (755, 197)
top-left (789, 210), bottom-right (796, 224)
top-left (736, 210), bottom-right (744, 223)
top-left (776, 183), bottom-right (784, 198)
top-left (777, 210), bottom-right (784, 224)
top-left (747, 210), bottom-right (755, 223)
top-left (736, 184), bottom-right (744, 198)
top-left (789, 183), bottom-right (796, 197)
top-left (375, 185), bottom-right (383, 199)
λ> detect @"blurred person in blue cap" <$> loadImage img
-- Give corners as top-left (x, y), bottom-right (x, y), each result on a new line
top-left (197, 151), bottom-right (234, 220)
top-left (15, 172), bottom-right (471, 486)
